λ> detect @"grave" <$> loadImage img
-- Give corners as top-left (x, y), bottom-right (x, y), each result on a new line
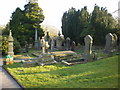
top-left (36, 53), bottom-right (57, 65)
top-left (104, 33), bottom-right (114, 53)
top-left (84, 35), bottom-right (93, 61)
top-left (66, 37), bottom-right (71, 50)
top-left (112, 33), bottom-right (118, 48)
top-left (55, 31), bottom-right (64, 50)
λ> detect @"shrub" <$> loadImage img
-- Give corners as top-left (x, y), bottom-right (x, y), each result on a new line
top-left (2, 37), bottom-right (8, 55)
top-left (13, 38), bottom-right (21, 54)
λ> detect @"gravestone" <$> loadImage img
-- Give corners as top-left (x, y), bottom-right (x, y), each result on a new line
top-left (71, 41), bottom-right (76, 51)
top-left (51, 39), bottom-right (55, 51)
top-left (55, 31), bottom-right (63, 49)
top-left (66, 37), bottom-right (71, 50)
top-left (25, 41), bottom-right (29, 53)
top-left (45, 41), bottom-right (50, 53)
top-left (84, 35), bottom-right (93, 60)
top-left (8, 30), bottom-right (14, 56)
top-left (41, 37), bottom-right (46, 54)
top-left (45, 31), bottom-right (51, 45)
top-left (112, 33), bottom-right (118, 47)
top-left (104, 33), bottom-right (114, 53)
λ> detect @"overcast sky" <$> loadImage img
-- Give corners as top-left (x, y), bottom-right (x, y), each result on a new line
top-left (0, 0), bottom-right (119, 30)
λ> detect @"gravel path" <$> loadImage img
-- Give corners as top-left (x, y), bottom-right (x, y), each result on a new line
top-left (0, 59), bottom-right (21, 89)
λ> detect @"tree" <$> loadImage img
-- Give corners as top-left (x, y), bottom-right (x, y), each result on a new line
top-left (91, 5), bottom-right (117, 45)
top-left (10, 2), bottom-right (45, 47)
top-left (2, 37), bottom-right (8, 55)
top-left (61, 5), bottom-right (118, 45)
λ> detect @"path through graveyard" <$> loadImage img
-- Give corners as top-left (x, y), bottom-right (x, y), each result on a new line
top-left (0, 58), bottom-right (21, 89)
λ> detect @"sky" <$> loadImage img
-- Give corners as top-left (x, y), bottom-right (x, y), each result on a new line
top-left (0, 0), bottom-right (119, 31)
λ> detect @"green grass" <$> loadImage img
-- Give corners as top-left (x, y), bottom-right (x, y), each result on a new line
top-left (4, 55), bottom-right (119, 88)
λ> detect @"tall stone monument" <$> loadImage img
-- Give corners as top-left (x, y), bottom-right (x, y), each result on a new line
top-left (84, 35), bottom-right (93, 60)
top-left (34, 28), bottom-right (39, 49)
top-left (104, 33), bottom-right (114, 53)
top-left (8, 30), bottom-right (14, 56)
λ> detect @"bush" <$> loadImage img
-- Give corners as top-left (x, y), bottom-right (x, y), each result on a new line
top-left (2, 37), bottom-right (8, 55)
top-left (13, 38), bottom-right (21, 54)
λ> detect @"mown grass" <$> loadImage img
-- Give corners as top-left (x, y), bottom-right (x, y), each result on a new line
top-left (4, 55), bottom-right (119, 88)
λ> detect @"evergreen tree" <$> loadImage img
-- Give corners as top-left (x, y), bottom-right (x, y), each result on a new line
top-left (10, 2), bottom-right (45, 46)
top-left (61, 5), bottom-right (118, 45)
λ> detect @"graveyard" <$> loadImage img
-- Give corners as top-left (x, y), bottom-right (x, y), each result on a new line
top-left (3, 55), bottom-right (119, 88)
top-left (1, 0), bottom-right (120, 89)
top-left (2, 29), bottom-right (119, 88)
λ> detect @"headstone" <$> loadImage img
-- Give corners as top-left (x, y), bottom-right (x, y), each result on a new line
top-left (71, 41), bottom-right (76, 51)
top-left (41, 37), bottom-right (46, 54)
top-left (55, 31), bottom-right (63, 49)
top-left (8, 30), bottom-right (14, 56)
top-left (45, 31), bottom-right (50, 41)
top-left (112, 33), bottom-right (118, 47)
top-left (45, 41), bottom-right (50, 53)
top-left (104, 33), bottom-right (114, 53)
top-left (84, 35), bottom-right (93, 60)
top-left (51, 39), bottom-right (55, 51)
top-left (25, 41), bottom-right (29, 53)
top-left (45, 31), bottom-right (51, 46)
top-left (66, 37), bottom-right (71, 50)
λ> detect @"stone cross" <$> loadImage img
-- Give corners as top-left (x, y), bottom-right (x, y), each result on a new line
top-left (66, 37), bottom-right (71, 50)
top-left (84, 35), bottom-right (93, 60)
top-left (104, 33), bottom-right (114, 53)
top-left (41, 37), bottom-right (46, 54)
top-left (8, 30), bottom-right (14, 56)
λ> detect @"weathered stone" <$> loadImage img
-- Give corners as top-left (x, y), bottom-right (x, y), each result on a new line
top-left (51, 38), bottom-right (55, 51)
top-left (71, 41), bottom-right (76, 51)
top-left (45, 41), bottom-right (50, 53)
top-left (8, 30), bottom-right (14, 56)
top-left (84, 35), bottom-right (93, 60)
top-left (41, 37), bottom-right (46, 54)
top-left (66, 37), bottom-right (71, 50)
top-left (55, 31), bottom-right (64, 49)
top-left (25, 41), bottom-right (29, 53)
top-left (112, 33), bottom-right (118, 47)
top-left (104, 33), bottom-right (114, 53)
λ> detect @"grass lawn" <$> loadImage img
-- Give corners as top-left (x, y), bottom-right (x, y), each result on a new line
top-left (4, 55), bottom-right (119, 88)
